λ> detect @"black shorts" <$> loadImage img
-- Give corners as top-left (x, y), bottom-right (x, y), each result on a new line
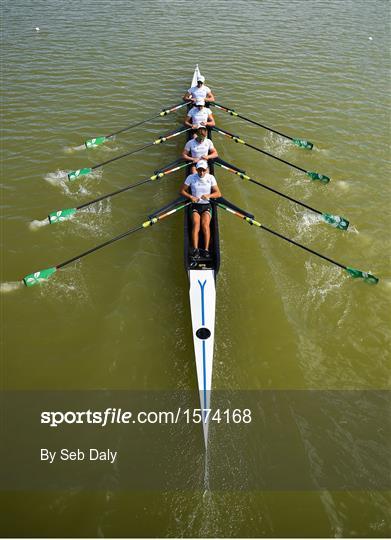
top-left (191, 203), bottom-right (212, 216)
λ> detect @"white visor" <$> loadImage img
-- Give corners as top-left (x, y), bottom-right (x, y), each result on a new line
top-left (196, 159), bottom-right (208, 170)
top-left (197, 76), bottom-right (205, 83)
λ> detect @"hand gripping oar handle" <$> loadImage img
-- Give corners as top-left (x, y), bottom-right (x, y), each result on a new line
top-left (211, 102), bottom-right (313, 149)
top-left (214, 161), bottom-right (348, 230)
top-left (216, 202), bottom-right (378, 284)
top-left (22, 201), bottom-right (191, 287)
top-left (212, 126), bottom-right (329, 183)
top-left (68, 127), bottom-right (191, 181)
top-left (84, 101), bottom-right (192, 148)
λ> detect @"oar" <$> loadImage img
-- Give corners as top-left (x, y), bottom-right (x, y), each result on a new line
top-left (212, 126), bottom-right (329, 183)
top-left (214, 160), bottom-right (348, 230)
top-left (22, 201), bottom-right (191, 287)
top-left (47, 161), bottom-right (188, 224)
top-left (211, 102), bottom-right (313, 149)
top-left (84, 101), bottom-right (191, 148)
top-left (67, 126), bottom-right (190, 181)
top-left (216, 202), bottom-right (378, 284)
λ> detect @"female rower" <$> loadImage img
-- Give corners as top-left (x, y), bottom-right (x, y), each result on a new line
top-left (183, 75), bottom-right (215, 103)
top-left (184, 99), bottom-right (215, 130)
top-left (180, 160), bottom-right (221, 259)
top-left (181, 126), bottom-right (218, 174)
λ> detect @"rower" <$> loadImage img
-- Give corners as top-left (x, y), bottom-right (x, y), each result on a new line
top-left (183, 75), bottom-right (215, 103)
top-left (180, 160), bottom-right (221, 259)
top-left (184, 99), bottom-right (215, 131)
top-left (182, 125), bottom-right (218, 174)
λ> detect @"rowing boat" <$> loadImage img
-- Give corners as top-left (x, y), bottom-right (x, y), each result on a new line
top-left (183, 66), bottom-right (257, 448)
top-left (184, 65), bottom-right (219, 447)
top-left (21, 65), bottom-right (379, 451)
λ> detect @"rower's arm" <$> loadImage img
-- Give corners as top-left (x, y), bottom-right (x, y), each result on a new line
top-left (204, 147), bottom-right (218, 160)
top-left (206, 91), bottom-right (215, 102)
top-left (180, 183), bottom-right (197, 202)
top-left (184, 115), bottom-right (193, 128)
top-left (206, 113), bottom-right (215, 127)
top-left (207, 184), bottom-right (221, 199)
top-left (183, 91), bottom-right (191, 101)
top-left (182, 149), bottom-right (195, 162)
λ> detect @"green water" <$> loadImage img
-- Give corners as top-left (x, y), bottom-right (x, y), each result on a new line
top-left (1, 0), bottom-right (390, 537)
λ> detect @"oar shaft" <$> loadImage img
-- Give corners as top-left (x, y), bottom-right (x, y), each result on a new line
top-left (91, 141), bottom-right (155, 170)
top-left (106, 115), bottom-right (160, 138)
top-left (86, 127), bottom-right (190, 171)
top-left (57, 201), bottom-right (191, 269)
top-left (77, 177), bottom-right (153, 210)
top-left (105, 101), bottom-right (190, 139)
top-left (249, 178), bottom-right (319, 213)
top-left (215, 162), bottom-right (321, 215)
top-left (77, 161), bottom-right (188, 211)
top-left (213, 103), bottom-right (294, 141)
top-left (56, 225), bottom-right (145, 269)
top-left (216, 202), bottom-right (345, 268)
top-left (212, 102), bottom-right (313, 149)
top-left (244, 140), bottom-right (307, 173)
top-left (260, 225), bottom-right (346, 269)
top-left (24, 200), bottom-right (192, 287)
top-left (212, 126), bottom-right (326, 178)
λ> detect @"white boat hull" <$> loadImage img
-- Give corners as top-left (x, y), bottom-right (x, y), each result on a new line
top-left (188, 268), bottom-right (216, 447)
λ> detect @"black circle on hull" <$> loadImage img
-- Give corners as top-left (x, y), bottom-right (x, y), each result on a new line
top-left (196, 327), bottom-right (211, 340)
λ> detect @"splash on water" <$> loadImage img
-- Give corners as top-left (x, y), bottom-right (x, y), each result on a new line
top-left (44, 169), bottom-right (103, 196)
top-left (335, 180), bottom-right (350, 191)
top-left (263, 131), bottom-right (291, 156)
top-left (282, 169), bottom-right (306, 188)
top-left (38, 266), bottom-right (90, 303)
top-left (304, 259), bottom-right (344, 307)
top-left (73, 200), bottom-right (113, 238)
top-left (313, 145), bottom-right (330, 156)
top-left (0, 281), bottom-right (24, 293)
top-left (383, 279), bottom-right (391, 290)
top-left (44, 170), bottom-right (69, 187)
top-left (63, 144), bottom-right (86, 153)
top-left (29, 218), bottom-right (50, 230)
top-left (299, 211), bottom-right (324, 229)
top-left (347, 224), bottom-right (359, 235)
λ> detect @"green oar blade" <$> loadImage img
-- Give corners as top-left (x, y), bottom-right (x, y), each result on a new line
top-left (23, 267), bottom-right (57, 287)
top-left (322, 213), bottom-right (349, 230)
top-left (292, 138), bottom-right (313, 150)
top-left (68, 167), bottom-right (93, 181)
top-left (346, 268), bottom-right (379, 284)
top-left (48, 208), bottom-right (77, 224)
top-left (307, 171), bottom-right (330, 183)
top-left (85, 136), bottom-right (108, 149)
